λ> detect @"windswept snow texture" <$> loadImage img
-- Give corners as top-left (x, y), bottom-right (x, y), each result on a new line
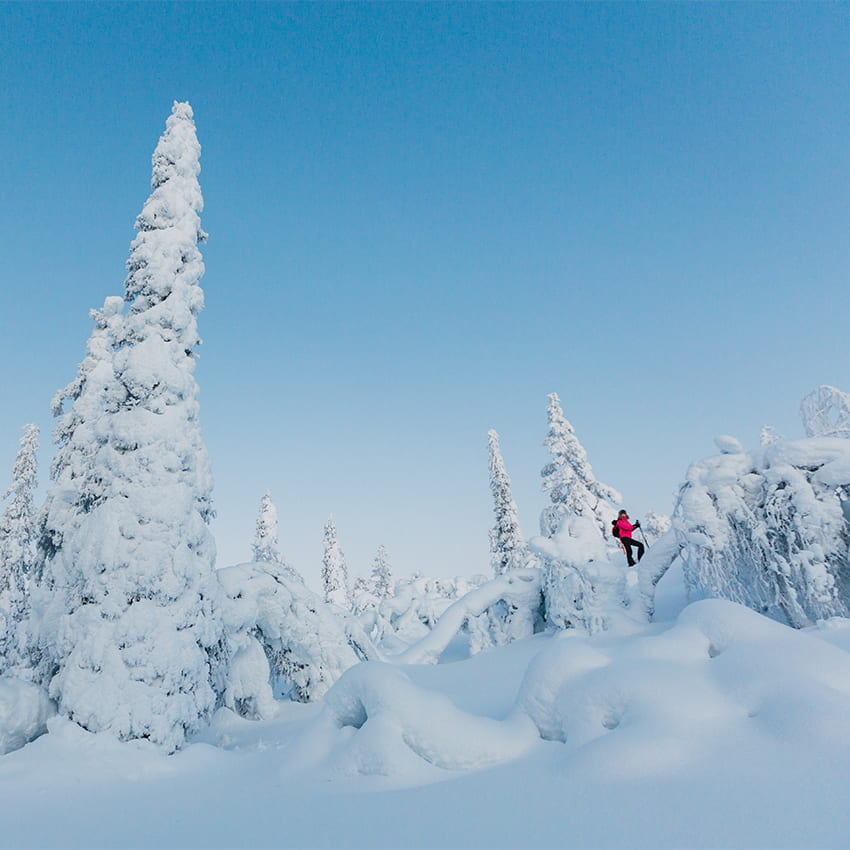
top-left (4, 600), bottom-right (850, 848)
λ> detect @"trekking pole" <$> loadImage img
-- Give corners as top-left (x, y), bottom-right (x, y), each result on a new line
top-left (637, 526), bottom-right (650, 549)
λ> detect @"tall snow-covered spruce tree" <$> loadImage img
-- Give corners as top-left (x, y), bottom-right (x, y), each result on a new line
top-left (42, 102), bottom-right (226, 751)
top-left (322, 515), bottom-right (350, 609)
top-left (0, 424), bottom-right (39, 672)
top-left (540, 392), bottom-right (621, 537)
top-left (487, 429), bottom-right (526, 576)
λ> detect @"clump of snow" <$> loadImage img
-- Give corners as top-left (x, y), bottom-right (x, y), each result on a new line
top-left (0, 677), bottom-right (53, 755)
top-left (675, 435), bottom-right (850, 627)
top-left (714, 434), bottom-right (744, 454)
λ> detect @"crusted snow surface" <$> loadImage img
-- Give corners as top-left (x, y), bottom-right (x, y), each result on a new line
top-left (4, 599), bottom-right (850, 848)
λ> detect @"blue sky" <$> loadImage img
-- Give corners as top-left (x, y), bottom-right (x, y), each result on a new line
top-left (1, 3), bottom-right (848, 587)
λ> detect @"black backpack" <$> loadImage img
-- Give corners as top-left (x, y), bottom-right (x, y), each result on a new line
top-left (611, 521), bottom-right (620, 539)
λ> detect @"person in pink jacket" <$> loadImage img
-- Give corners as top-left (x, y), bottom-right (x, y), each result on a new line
top-left (615, 510), bottom-right (644, 566)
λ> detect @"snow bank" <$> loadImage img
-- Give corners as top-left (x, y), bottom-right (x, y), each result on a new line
top-left (0, 677), bottom-right (53, 755)
top-left (313, 597), bottom-right (850, 787)
top-left (320, 662), bottom-right (539, 774)
top-left (517, 597), bottom-right (850, 757)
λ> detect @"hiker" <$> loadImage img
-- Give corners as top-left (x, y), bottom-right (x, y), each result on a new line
top-left (614, 509), bottom-right (644, 566)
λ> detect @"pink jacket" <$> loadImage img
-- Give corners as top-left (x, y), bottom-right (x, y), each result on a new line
top-left (616, 518), bottom-right (635, 539)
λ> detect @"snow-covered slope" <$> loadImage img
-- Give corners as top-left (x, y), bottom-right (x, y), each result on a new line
top-left (4, 595), bottom-right (850, 849)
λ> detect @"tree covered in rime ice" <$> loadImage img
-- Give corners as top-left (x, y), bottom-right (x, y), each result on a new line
top-left (674, 436), bottom-right (850, 628)
top-left (532, 395), bottom-right (630, 633)
top-left (0, 425), bottom-right (39, 672)
top-left (40, 102), bottom-right (226, 751)
top-left (540, 393), bottom-right (621, 537)
top-left (322, 516), bottom-right (350, 609)
top-left (218, 563), bottom-right (359, 710)
top-left (488, 430), bottom-right (527, 576)
top-left (370, 545), bottom-right (393, 599)
top-left (800, 386), bottom-right (850, 439)
top-left (252, 490), bottom-right (282, 565)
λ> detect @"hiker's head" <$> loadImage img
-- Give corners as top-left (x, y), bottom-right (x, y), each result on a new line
top-left (618, 510), bottom-right (628, 518)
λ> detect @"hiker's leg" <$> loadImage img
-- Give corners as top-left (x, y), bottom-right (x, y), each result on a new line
top-left (623, 539), bottom-right (637, 566)
top-left (634, 539), bottom-right (645, 562)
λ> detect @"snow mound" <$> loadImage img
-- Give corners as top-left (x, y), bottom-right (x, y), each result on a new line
top-left (320, 662), bottom-right (539, 775)
top-left (309, 599), bottom-right (850, 786)
top-left (0, 678), bottom-right (54, 755)
top-left (517, 598), bottom-right (850, 766)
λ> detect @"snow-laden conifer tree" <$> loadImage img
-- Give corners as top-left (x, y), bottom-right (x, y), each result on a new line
top-left (44, 102), bottom-right (226, 750)
top-left (675, 435), bottom-right (850, 628)
top-left (253, 490), bottom-right (282, 565)
top-left (540, 393), bottom-right (621, 537)
top-left (0, 425), bottom-right (39, 672)
top-left (487, 429), bottom-right (527, 576)
top-left (322, 516), bottom-right (350, 609)
top-left (370, 544), bottom-right (394, 599)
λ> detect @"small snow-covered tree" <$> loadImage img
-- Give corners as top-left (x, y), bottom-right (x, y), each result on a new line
top-left (0, 425), bottom-right (39, 672)
top-left (370, 544), bottom-right (393, 599)
top-left (487, 430), bottom-right (527, 576)
top-left (643, 510), bottom-right (671, 542)
top-left (540, 393), bottom-right (621, 537)
top-left (43, 102), bottom-right (226, 750)
top-left (760, 425), bottom-right (782, 446)
top-left (253, 490), bottom-right (282, 565)
top-left (322, 515), bottom-right (350, 609)
top-left (800, 386), bottom-right (850, 439)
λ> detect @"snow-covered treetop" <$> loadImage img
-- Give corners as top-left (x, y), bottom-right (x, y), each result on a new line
top-left (540, 393), bottom-right (621, 535)
top-left (759, 425), bottom-right (782, 446)
top-left (125, 100), bottom-right (206, 332)
top-left (253, 490), bottom-right (282, 565)
top-left (371, 545), bottom-right (393, 599)
top-left (322, 515), bottom-right (350, 609)
top-left (800, 386), bottom-right (850, 439)
top-left (3, 425), bottom-right (38, 505)
top-left (487, 429), bottom-right (526, 575)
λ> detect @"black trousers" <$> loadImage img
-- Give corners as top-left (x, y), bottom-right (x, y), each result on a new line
top-left (622, 537), bottom-right (644, 566)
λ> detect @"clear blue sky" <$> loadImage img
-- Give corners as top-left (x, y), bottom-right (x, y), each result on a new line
top-left (1, 2), bottom-right (848, 588)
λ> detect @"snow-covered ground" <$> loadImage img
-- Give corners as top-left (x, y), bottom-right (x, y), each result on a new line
top-left (4, 566), bottom-right (850, 850)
